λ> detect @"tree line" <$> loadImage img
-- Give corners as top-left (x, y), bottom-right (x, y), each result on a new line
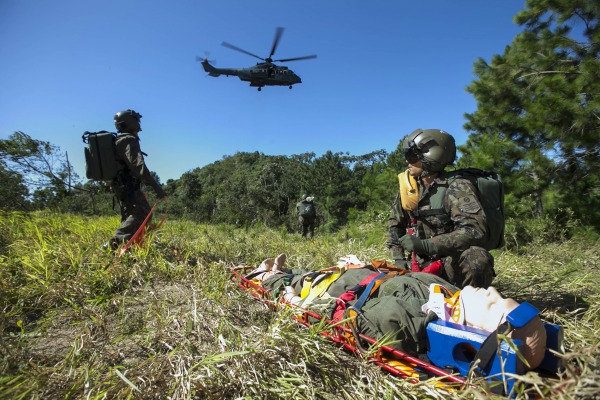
top-left (1, 0), bottom-right (598, 232)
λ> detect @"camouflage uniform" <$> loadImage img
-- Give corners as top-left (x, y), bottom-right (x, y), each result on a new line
top-left (110, 133), bottom-right (165, 244)
top-left (388, 172), bottom-right (494, 288)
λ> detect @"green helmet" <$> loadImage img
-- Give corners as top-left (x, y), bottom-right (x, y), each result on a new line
top-left (402, 128), bottom-right (456, 173)
top-left (114, 109), bottom-right (142, 133)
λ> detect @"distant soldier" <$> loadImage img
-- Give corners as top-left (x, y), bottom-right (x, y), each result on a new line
top-left (103, 109), bottom-right (166, 250)
top-left (296, 194), bottom-right (316, 239)
top-left (387, 129), bottom-right (495, 288)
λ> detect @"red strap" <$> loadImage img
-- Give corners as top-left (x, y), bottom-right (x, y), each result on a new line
top-left (332, 291), bottom-right (356, 321)
top-left (357, 272), bottom-right (383, 287)
top-left (332, 272), bottom-right (381, 321)
top-left (407, 224), bottom-right (421, 272)
top-left (118, 196), bottom-right (168, 257)
top-left (421, 259), bottom-right (443, 275)
top-left (411, 251), bottom-right (421, 272)
top-left (149, 196), bottom-right (168, 231)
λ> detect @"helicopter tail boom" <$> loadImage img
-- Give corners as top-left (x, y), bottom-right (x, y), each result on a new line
top-left (201, 59), bottom-right (221, 77)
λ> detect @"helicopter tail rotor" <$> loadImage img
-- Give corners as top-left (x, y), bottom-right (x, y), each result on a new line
top-left (197, 54), bottom-right (220, 77)
top-left (196, 52), bottom-right (216, 65)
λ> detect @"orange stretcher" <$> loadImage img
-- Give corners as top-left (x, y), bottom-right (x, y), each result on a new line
top-left (231, 264), bottom-right (569, 398)
top-left (230, 266), bottom-right (467, 388)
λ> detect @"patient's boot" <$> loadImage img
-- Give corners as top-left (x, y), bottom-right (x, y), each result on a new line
top-left (259, 258), bottom-right (275, 272)
top-left (273, 253), bottom-right (287, 272)
top-left (244, 258), bottom-right (275, 280)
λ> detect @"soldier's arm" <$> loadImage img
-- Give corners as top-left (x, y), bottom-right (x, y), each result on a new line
top-left (120, 136), bottom-right (165, 197)
top-left (430, 178), bottom-right (487, 255)
top-left (388, 192), bottom-right (409, 258)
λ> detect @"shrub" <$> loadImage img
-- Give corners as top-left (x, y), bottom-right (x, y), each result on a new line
top-left (503, 209), bottom-right (580, 251)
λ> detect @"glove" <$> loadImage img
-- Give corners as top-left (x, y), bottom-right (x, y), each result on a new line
top-left (398, 234), bottom-right (437, 256)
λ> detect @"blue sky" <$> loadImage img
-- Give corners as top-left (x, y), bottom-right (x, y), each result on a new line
top-left (0, 0), bottom-right (525, 183)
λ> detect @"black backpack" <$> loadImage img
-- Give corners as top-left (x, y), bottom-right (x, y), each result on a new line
top-left (82, 131), bottom-right (119, 181)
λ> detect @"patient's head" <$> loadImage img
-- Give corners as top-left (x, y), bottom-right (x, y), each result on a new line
top-left (461, 286), bottom-right (519, 331)
top-left (460, 286), bottom-right (547, 371)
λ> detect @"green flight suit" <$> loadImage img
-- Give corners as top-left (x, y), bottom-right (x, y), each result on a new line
top-left (260, 268), bottom-right (458, 355)
top-left (356, 272), bottom-right (458, 354)
top-left (110, 132), bottom-right (165, 244)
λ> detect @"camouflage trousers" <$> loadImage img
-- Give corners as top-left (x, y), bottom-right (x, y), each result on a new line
top-left (441, 246), bottom-right (495, 289)
top-left (112, 189), bottom-right (152, 243)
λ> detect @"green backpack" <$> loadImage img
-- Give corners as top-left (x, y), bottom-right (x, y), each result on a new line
top-left (299, 201), bottom-right (316, 217)
top-left (421, 168), bottom-right (505, 251)
top-left (82, 131), bottom-right (119, 181)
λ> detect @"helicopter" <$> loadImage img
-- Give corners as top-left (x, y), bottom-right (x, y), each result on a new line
top-left (199, 27), bottom-right (316, 91)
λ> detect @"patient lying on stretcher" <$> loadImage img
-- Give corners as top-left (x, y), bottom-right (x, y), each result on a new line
top-left (243, 254), bottom-right (547, 373)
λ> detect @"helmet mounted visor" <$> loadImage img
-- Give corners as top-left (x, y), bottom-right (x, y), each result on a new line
top-left (403, 142), bottom-right (421, 164)
top-left (403, 131), bottom-right (426, 164)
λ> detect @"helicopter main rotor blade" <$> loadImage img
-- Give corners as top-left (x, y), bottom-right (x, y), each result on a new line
top-left (269, 27), bottom-right (285, 60)
top-left (274, 54), bottom-right (318, 62)
top-left (221, 41), bottom-right (265, 61)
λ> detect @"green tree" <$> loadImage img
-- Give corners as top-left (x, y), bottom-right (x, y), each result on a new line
top-left (464, 0), bottom-right (600, 226)
top-left (352, 150), bottom-right (393, 215)
top-left (0, 162), bottom-right (30, 210)
top-left (307, 151), bottom-right (360, 229)
top-left (0, 131), bottom-right (82, 209)
top-left (165, 150), bottom-right (388, 231)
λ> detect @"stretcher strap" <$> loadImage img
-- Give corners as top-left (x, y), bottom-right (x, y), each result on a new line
top-left (332, 272), bottom-right (384, 321)
top-left (471, 302), bottom-right (540, 376)
top-left (352, 272), bottom-right (388, 311)
top-left (471, 321), bottom-right (511, 377)
top-left (344, 272), bottom-right (398, 352)
top-left (301, 271), bottom-right (344, 307)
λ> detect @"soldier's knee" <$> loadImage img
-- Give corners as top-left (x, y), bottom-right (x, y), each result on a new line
top-left (459, 246), bottom-right (495, 288)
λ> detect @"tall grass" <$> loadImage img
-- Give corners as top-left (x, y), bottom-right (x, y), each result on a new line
top-left (0, 210), bottom-right (598, 399)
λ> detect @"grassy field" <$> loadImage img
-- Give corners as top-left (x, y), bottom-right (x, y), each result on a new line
top-left (0, 211), bottom-right (598, 399)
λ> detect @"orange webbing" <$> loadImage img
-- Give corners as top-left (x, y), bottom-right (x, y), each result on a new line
top-left (118, 196), bottom-right (168, 257)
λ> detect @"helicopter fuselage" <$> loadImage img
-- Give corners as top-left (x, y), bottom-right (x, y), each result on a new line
top-left (200, 27), bottom-right (315, 91)
top-left (201, 59), bottom-right (301, 89)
